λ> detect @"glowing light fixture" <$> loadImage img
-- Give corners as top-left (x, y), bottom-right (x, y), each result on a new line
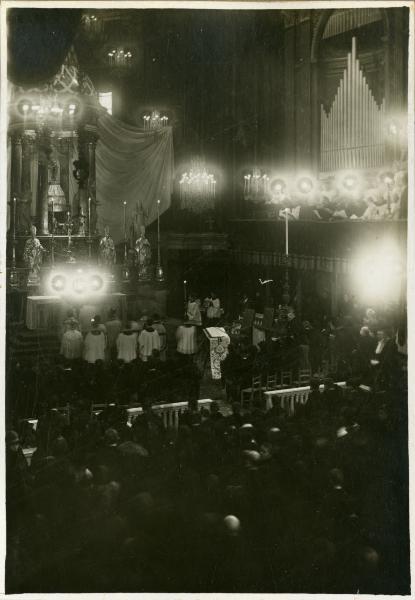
top-left (296, 176), bottom-right (314, 194)
top-left (179, 158), bottom-right (216, 208)
top-left (244, 168), bottom-right (270, 199)
top-left (51, 274), bottom-right (67, 293)
top-left (142, 110), bottom-right (169, 130)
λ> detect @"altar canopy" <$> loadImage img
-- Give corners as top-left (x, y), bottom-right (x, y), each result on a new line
top-left (96, 113), bottom-right (174, 243)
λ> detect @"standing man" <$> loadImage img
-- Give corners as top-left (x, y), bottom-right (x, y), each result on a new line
top-left (138, 319), bottom-right (161, 362)
top-left (60, 318), bottom-right (83, 361)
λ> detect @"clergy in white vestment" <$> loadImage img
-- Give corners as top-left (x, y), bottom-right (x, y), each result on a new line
top-left (105, 309), bottom-right (123, 352)
top-left (152, 314), bottom-right (167, 360)
top-left (61, 309), bottom-right (80, 335)
top-left (60, 319), bottom-right (83, 360)
top-left (116, 326), bottom-right (138, 363)
top-left (206, 292), bottom-right (221, 322)
top-left (138, 319), bottom-right (161, 362)
top-left (84, 322), bottom-right (107, 363)
top-left (186, 296), bottom-right (202, 326)
top-left (176, 322), bottom-right (197, 355)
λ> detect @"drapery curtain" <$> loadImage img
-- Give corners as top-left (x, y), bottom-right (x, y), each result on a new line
top-left (96, 113), bottom-right (174, 244)
top-left (8, 9), bottom-right (81, 86)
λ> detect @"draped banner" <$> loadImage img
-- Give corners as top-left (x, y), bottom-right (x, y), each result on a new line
top-left (96, 113), bottom-right (174, 243)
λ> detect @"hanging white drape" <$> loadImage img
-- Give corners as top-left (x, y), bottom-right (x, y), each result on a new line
top-left (96, 113), bottom-right (174, 243)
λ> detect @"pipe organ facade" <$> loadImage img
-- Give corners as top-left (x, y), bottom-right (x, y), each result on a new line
top-left (320, 37), bottom-right (386, 172)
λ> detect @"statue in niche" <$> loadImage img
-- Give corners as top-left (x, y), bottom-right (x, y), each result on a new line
top-left (23, 225), bottom-right (46, 286)
top-left (135, 225), bottom-right (152, 281)
top-left (98, 226), bottom-right (116, 266)
top-left (77, 212), bottom-right (87, 236)
top-left (48, 147), bottom-right (66, 210)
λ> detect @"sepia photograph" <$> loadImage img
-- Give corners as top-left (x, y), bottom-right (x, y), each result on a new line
top-left (2, 0), bottom-right (413, 594)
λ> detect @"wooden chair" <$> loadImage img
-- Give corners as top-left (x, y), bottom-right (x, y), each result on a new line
top-left (265, 373), bottom-right (279, 391)
top-left (295, 368), bottom-right (312, 386)
top-left (280, 370), bottom-right (293, 388)
top-left (241, 375), bottom-right (263, 409)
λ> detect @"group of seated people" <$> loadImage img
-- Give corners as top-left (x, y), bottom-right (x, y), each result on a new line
top-left (247, 168), bottom-right (408, 222)
top-left (223, 303), bottom-right (407, 401)
top-left (6, 356), bottom-right (409, 593)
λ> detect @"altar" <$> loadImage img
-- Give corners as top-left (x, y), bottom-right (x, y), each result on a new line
top-left (26, 292), bottom-right (128, 331)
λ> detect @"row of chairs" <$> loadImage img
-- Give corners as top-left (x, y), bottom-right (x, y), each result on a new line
top-left (240, 369), bottom-right (313, 409)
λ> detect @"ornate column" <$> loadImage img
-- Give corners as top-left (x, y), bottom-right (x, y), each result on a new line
top-left (36, 127), bottom-right (52, 235)
top-left (76, 126), bottom-right (98, 232)
top-left (9, 132), bottom-right (23, 232)
top-left (19, 134), bottom-right (33, 234)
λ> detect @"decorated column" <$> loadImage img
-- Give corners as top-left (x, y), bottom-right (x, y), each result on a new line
top-left (9, 132), bottom-right (22, 232)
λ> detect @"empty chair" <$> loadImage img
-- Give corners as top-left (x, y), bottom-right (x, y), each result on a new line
top-left (241, 375), bottom-right (263, 409)
top-left (265, 373), bottom-right (279, 391)
top-left (280, 370), bottom-right (293, 388)
top-left (295, 368), bottom-right (312, 386)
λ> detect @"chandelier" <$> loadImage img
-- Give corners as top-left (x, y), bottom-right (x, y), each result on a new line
top-left (107, 48), bottom-right (133, 67)
top-left (142, 110), bottom-right (169, 130)
top-left (244, 167), bottom-right (270, 200)
top-left (81, 13), bottom-right (103, 38)
top-left (179, 158), bottom-right (216, 210)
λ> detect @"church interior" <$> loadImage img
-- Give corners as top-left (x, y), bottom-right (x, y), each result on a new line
top-left (5, 6), bottom-right (410, 594)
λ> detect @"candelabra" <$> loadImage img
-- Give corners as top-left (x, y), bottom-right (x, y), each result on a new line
top-left (143, 111), bottom-right (169, 131)
top-left (17, 88), bottom-right (79, 128)
top-left (107, 48), bottom-right (133, 67)
top-left (179, 158), bottom-right (216, 211)
top-left (244, 167), bottom-right (270, 200)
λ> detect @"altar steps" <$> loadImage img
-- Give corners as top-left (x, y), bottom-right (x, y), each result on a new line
top-left (8, 329), bottom-right (60, 362)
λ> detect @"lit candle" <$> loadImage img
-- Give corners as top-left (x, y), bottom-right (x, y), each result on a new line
top-left (88, 196), bottom-right (91, 237)
top-left (183, 280), bottom-right (188, 304)
top-left (123, 201), bottom-right (127, 241)
top-left (13, 196), bottom-right (16, 234)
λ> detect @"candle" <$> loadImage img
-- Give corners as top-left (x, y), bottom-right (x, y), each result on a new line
top-left (13, 197), bottom-right (16, 239)
top-left (123, 201), bottom-right (127, 240)
top-left (183, 280), bottom-right (187, 304)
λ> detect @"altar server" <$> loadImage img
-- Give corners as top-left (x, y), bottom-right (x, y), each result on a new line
top-left (60, 318), bottom-right (83, 360)
top-left (152, 314), bottom-right (167, 361)
top-left (84, 321), bottom-right (107, 364)
top-left (116, 325), bottom-right (138, 363)
top-left (176, 321), bottom-right (197, 356)
top-left (105, 308), bottom-right (123, 354)
top-left (138, 319), bottom-right (161, 362)
top-left (186, 295), bottom-right (202, 326)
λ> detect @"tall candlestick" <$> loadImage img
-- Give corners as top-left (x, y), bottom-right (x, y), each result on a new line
top-left (184, 280), bottom-right (188, 304)
top-left (285, 208), bottom-right (289, 256)
top-left (13, 196), bottom-right (16, 241)
top-left (123, 201), bottom-right (127, 241)
top-left (50, 199), bottom-right (55, 265)
top-left (157, 199), bottom-right (161, 264)
top-left (88, 196), bottom-right (91, 237)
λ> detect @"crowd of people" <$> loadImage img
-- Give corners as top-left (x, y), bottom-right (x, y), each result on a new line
top-left (5, 290), bottom-right (408, 593)
top-left (246, 168), bottom-right (408, 222)
top-left (6, 363), bottom-right (408, 592)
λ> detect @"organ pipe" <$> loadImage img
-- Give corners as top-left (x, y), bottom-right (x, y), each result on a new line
top-left (320, 36), bottom-right (386, 172)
